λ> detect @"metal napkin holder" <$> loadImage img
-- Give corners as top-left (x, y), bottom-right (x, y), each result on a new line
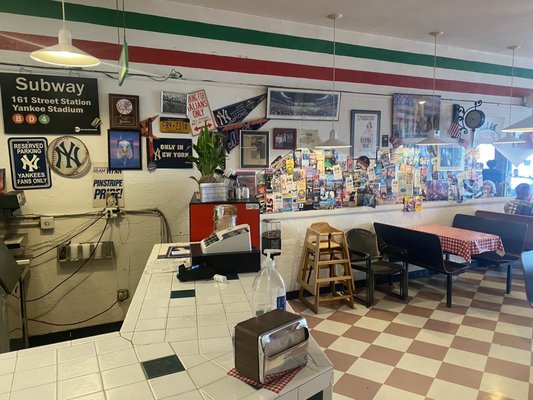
top-left (234, 309), bottom-right (309, 384)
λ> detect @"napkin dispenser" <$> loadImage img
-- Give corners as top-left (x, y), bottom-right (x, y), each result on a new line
top-left (234, 309), bottom-right (308, 384)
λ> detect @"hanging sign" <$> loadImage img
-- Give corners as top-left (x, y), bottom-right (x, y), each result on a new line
top-left (0, 73), bottom-right (100, 135)
top-left (186, 89), bottom-right (216, 135)
top-left (147, 138), bottom-right (192, 169)
top-left (213, 93), bottom-right (266, 127)
top-left (92, 163), bottom-right (125, 208)
top-left (8, 137), bottom-right (52, 190)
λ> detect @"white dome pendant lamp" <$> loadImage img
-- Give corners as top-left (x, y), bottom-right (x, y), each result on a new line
top-left (30, 0), bottom-right (100, 67)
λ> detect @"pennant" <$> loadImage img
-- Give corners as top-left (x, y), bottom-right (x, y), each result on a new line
top-left (219, 117), bottom-right (269, 152)
top-left (140, 115), bottom-right (160, 161)
top-left (447, 122), bottom-right (461, 138)
top-left (213, 94), bottom-right (267, 127)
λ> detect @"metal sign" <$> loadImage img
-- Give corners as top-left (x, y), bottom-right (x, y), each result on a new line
top-left (148, 138), bottom-right (192, 169)
top-left (187, 89), bottom-right (216, 135)
top-left (0, 73), bottom-right (101, 135)
top-left (8, 137), bottom-right (52, 190)
top-left (159, 117), bottom-right (190, 133)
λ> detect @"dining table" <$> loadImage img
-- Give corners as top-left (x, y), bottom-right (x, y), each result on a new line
top-left (409, 223), bottom-right (505, 263)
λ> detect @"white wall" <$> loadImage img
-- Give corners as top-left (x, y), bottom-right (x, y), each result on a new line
top-left (0, 0), bottom-right (531, 337)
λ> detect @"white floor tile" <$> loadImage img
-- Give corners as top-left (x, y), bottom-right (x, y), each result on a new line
top-left (57, 373), bottom-right (103, 400)
top-left (105, 380), bottom-right (155, 400)
top-left (58, 343), bottom-right (96, 363)
top-left (0, 357), bottom-right (15, 375)
top-left (11, 365), bottom-right (56, 391)
top-left (98, 348), bottom-right (139, 371)
top-left (58, 356), bottom-right (99, 380)
top-left (0, 374), bottom-right (12, 394)
top-left (10, 382), bottom-right (56, 400)
top-left (148, 371), bottom-right (196, 398)
top-left (15, 350), bottom-right (56, 372)
top-left (346, 358), bottom-right (394, 383)
top-left (135, 318), bottom-right (167, 332)
top-left (199, 337), bottom-right (233, 354)
top-left (131, 330), bottom-right (166, 345)
top-left (95, 336), bottom-right (132, 354)
top-left (135, 342), bottom-right (174, 362)
top-left (101, 363), bottom-right (146, 390)
top-left (170, 340), bottom-right (200, 356)
top-left (187, 360), bottom-right (227, 388)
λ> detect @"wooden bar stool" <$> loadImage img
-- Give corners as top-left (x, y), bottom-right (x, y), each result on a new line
top-left (297, 222), bottom-right (355, 313)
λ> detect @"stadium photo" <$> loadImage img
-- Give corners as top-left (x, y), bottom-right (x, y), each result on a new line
top-left (267, 88), bottom-right (340, 120)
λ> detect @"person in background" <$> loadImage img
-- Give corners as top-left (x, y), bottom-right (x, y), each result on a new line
top-left (482, 160), bottom-right (502, 185)
top-left (482, 180), bottom-right (497, 198)
top-left (504, 183), bottom-right (533, 216)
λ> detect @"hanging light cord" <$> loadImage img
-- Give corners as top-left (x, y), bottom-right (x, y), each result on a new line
top-left (61, 0), bottom-right (66, 30)
top-left (509, 46), bottom-right (516, 124)
top-left (431, 32), bottom-right (438, 131)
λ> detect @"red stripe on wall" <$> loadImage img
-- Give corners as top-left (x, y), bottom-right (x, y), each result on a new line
top-left (1, 31), bottom-right (531, 98)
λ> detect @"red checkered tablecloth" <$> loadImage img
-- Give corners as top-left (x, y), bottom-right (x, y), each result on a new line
top-left (410, 224), bottom-right (505, 263)
top-left (228, 365), bottom-right (305, 393)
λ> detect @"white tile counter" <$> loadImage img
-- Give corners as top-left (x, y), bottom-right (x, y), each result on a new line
top-left (0, 243), bottom-right (333, 400)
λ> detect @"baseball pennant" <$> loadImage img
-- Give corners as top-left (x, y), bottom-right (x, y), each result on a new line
top-left (213, 93), bottom-right (266, 127)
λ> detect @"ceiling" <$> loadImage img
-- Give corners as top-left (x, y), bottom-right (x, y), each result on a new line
top-left (171, 0), bottom-right (533, 59)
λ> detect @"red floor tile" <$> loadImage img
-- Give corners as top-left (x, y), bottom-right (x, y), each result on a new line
top-left (333, 373), bottom-right (381, 400)
top-left (384, 368), bottom-right (433, 396)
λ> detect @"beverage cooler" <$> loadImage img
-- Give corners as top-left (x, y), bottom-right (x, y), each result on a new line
top-left (189, 196), bottom-right (260, 248)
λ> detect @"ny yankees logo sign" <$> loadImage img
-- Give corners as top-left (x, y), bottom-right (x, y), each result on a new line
top-left (47, 136), bottom-right (91, 177)
top-left (8, 137), bottom-right (52, 189)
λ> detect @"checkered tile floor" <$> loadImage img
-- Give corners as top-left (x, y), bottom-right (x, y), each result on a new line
top-left (289, 264), bottom-right (533, 400)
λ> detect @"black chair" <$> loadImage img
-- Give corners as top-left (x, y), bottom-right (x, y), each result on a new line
top-left (521, 251), bottom-right (533, 307)
top-left (452, 214), bottom-right (528, 293)
top-left (345, 228), bottom-right (408, 307)
top-left (374, 222), bottom-right (469, 307)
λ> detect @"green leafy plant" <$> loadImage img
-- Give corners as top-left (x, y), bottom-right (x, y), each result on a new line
top-left (187, 123), bottom-right (226, 184)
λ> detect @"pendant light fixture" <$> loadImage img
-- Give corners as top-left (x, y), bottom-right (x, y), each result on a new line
top-left (498, 45), bottom-right (528, 142)
top-left (416, 31), bottom-right (451, 146)
top-left (30, 0), bottom-right (100, 67)
top-left (316, 13), bottom-right (351, 149)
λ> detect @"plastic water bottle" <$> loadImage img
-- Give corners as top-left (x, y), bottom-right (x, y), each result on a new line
top-left (251, 250), bottom-right (286, 316)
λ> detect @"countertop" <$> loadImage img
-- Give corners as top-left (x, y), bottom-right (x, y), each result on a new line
top-left (0, 243), bottom-right (333, 400)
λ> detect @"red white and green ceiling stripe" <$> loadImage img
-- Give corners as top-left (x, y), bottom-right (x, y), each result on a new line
top-left (1, 0), bottom-right (533, 98)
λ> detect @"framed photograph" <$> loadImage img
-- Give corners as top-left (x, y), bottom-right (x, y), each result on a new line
top-left (437, 145), bottom-right (464, 171)
top-left (109, 94), bottom-right (139, 129)
top-left (240, 130), bottom-right (269, 168)
top-left (108, 129), bottom-right (142, 170)
top-left (161, 91), bottom-right (187, 116)
top-left (392, 93), bottom-right (441, 141)
top-left (296, 129), bottom-right (320, 149)
top-left (273, 128), bottom-right (297, 150)
top-left (350, 110), bottom-right (381, 158)
top-left (267, 87), bottom-right (340, 120)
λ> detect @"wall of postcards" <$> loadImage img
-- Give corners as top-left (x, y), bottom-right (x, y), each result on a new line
top-left (256, 146), bottom-right (486, 214)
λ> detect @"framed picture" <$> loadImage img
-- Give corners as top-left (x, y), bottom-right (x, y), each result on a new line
top-left (273, 128), bottom-right (297, 150)
top-left (108, 129), bottom-right (142, 170)
top-left (350, 110), bottom-right (381, 158)
top-left (296, 129), bottom-right (320, 149)
top-left (437, 145), bottom-right (464, 171)
top-left (267, 87), bottom-right (340, 120)
top-left (109, 94), bottom-right (139, 129)
top-left (240, 130), bottom-right (269, 168)
top-left (392, 93), bottom-right (441, 141)
top-left (161, 91), bottom-right (187, 116)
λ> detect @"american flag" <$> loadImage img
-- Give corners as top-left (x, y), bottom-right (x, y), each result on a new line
top-left (447, 122), bottom-right (461, 138)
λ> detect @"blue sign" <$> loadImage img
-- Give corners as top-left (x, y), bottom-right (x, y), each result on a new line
top-left (8, 137), bottom-right (52, 189)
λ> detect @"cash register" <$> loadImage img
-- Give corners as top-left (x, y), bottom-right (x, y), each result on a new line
top-left (192, 224), bottom-right (260, 274)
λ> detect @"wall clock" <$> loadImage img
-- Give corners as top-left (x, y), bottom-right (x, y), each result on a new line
top-left (465, 109), bottom-right (485, 129)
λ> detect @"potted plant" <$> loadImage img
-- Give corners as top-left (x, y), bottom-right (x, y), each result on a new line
top-left (187, 124), bottom-right (227, 201)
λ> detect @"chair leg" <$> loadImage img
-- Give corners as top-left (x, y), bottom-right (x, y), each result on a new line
top-left (402, 263), bottom-right (409, 300)
top-left (506, 263), bottom-right (512, 294)
top-left (446, 273), bottom-right (452, 308)
top-left (366, 270), bottom-right (374, 307)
